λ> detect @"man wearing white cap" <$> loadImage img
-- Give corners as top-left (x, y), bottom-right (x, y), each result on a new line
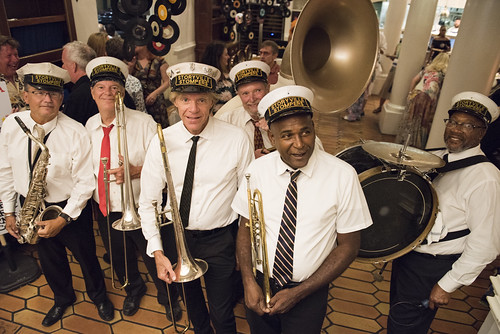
top-left (216, 60), bottom-right (272, 158)
top-left (139, 62), bottom-right (253, 333)
top-left (231, 85), bottom-right (372, 333)
top-left (85, 56), bottom-right (181, 321)
top-left (0, 62), bottom-right (113, 326)
top-left (388, 92), bottom-right (500, 333)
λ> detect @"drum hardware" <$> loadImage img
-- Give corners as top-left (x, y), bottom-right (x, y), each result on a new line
top-left (361, 141), bottom-right (445, 169)
top-left (337, 143), bottom-right (440, 280)
top-left (245, 174), bottom-right (271, 306)
top-left (154, 123), bottom-right (208, 333)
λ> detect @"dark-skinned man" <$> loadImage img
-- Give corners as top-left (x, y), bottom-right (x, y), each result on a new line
top-left (388, 91), bottom-right (500, 333)
top-left (231, 85), bottom-right (373, 333)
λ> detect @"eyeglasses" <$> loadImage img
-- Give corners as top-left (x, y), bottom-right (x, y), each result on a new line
top-left (443, 119), bottom-right (486, 132)
top-left (28, 90), bottom-right (62, 99)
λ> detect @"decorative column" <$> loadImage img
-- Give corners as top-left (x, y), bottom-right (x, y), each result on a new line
top-left (379, 0), bottom-right (438, 135)
top-left (426, 0), bottom-right (500, 149)
top-left (372, 0), bottom-right (407, 95)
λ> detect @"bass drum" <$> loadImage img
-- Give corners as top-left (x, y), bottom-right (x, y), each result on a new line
top-left (337, 145), bottom-right (438, 263)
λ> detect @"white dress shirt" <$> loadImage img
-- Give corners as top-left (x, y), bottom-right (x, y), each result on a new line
top-left (139, 117), bottom-right (254, 256)
top-left (231, 148), bottom-right (373, 282)
top-left (86, 107), bottom-right (156, 212)
top-left (416, 145), bottom-right (500, 293)
top-left (0, 110), bottom-right (94, 219)
top-left (215, 105), bottom-right (272, 149)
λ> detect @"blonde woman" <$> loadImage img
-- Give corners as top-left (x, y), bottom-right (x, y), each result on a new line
top-left (396, 52), bottom-right (450, 148)
top-left (87, 32), bottom-right (108, 57)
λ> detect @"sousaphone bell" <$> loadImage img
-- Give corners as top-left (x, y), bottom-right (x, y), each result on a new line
top-left (290, 0), bottom-right (379, 113)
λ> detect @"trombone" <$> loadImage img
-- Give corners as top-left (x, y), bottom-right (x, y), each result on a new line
top-left (245, 173), bottom-right (271, 306)
top-left (154, 123), bottom-right (208, 333)
top-left (100, 91), bottom-right (141, 290)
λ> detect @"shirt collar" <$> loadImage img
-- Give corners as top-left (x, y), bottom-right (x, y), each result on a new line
top-left (274, 146), bottom-right (317, 179)
top-left (446, 145), bottom-right (483, 162)
top-left (28, 112), bottom-right (58, 135)
top-left (179, 116), bottom-right (215, 143)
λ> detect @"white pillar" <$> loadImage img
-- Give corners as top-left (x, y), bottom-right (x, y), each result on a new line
top-left (372, 0), bottom-right (407, 95)
top-left (381, 0), bottom-right (407, 73)
top-left (426, 0), bottom-right (500, 149)
top-left (379, 0), bottom-right (438, 135)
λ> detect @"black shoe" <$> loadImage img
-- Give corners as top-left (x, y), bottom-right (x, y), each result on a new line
top-left (42, 304), bottom-right (70, 327)
top-left (102, 252), bottom-right (110, 264)
top-left (165, 299), bottom-right (182, 322)
top-left (123, 292), bottom-right (145, 316)
top-left (96, 298), bottom-right (114, 321)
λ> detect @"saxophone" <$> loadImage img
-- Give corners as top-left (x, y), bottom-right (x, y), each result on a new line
top-left (14, 116), bottom-right (62, 244)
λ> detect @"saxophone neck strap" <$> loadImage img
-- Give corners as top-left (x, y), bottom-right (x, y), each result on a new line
top-left (28, 132), bottom-right (52, 179)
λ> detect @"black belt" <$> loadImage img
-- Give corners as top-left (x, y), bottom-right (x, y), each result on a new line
top-left (420, 228), bottom-right (470, 245)
top-left (20, 195), bottom-right (68, 209)
top-left (413, 251), bottom-right (461, 262)
top-left (256, 269), bottom-right (301, 294)
top-left (185, 219), bottom-right (237, 239)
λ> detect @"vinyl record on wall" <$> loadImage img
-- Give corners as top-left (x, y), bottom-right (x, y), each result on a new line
top-left (125, 17), bottom-right (153, 46)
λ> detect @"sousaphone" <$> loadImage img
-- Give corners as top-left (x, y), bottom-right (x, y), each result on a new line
top-left (290, 0), bottom-right (379, 112)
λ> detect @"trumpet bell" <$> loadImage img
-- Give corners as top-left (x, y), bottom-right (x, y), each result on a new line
top-left (290, 0), bottom-right (379, 113)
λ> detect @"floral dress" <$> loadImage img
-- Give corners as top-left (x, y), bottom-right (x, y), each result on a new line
top-left (396, 70), bottom-right (445, 148)
top-left (213, 77), bottom-right (236, 115)
top-left (134, 57), bottom-right (170, 128)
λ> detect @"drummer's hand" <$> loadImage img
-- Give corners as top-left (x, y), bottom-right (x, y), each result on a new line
top-left (429, 284), bottom-right (450, 310)
top-left (5, 215), bottom-right (20, 239)
top-left (36, 217), bottom-right (66, 238)
top-left (154, 250), bottom-right (176, 283)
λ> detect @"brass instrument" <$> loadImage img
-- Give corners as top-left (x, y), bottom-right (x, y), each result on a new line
top-left (290, 0), bottom-right (379, 112)
top-left (100, 92), bottom-right (141, 290)
top-left (245, 173), bottom-right (271, 306)
top-left (154, 123), bottom-right (208, 333)
top-left (14, 116), bottom-right (63, 244)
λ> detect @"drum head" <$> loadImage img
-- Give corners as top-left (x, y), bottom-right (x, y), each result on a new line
top-left (357, 167), bottom-right (437, 263)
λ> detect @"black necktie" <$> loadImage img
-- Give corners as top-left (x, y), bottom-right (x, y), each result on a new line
top-left (179, 136), bottom-right (200, 227)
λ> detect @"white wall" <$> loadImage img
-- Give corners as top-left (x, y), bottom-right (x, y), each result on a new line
top-left (71, 0), bottom-right (100, 43)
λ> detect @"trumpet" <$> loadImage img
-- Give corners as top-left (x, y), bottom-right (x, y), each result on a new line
top-left (100, 91), bottom-right (141, 290)
top-left (154, 123), bottom-right (208, 332)
top-left (245, 173), bottom-right (271, 306)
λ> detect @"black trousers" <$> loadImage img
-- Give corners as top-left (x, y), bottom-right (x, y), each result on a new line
top-left (37, 201), bottom-right (107, 307)
top-left (388, 251), bottom-right (459, 334)
top-left (182, 222), bottom-right (238, 334)
top-left (96, 207), bottom-right (179, 305)
top-left (245, 271), bottom-right (328, 334)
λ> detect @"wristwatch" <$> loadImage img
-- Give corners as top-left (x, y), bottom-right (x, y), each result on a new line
top-left (59, 212), bottom-right (72, 224)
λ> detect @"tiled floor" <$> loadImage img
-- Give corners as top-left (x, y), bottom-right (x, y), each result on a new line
top-left (1, 95), bottom-right (498, 333)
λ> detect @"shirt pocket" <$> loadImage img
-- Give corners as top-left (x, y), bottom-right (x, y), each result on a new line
top-left (46, 152), bottom-right (71, 181)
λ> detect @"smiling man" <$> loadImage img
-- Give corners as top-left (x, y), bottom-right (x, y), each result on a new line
top-left (231, 85), bottom-right (372, 334)
top-left (0, 35), bottom-right (26, 112)
top-left (139, 62), bottom-right (253, 334)
top-left (388, 92), bottom-right (500, 333)
top-left (0, 62), bottom-right (112, 326)
top-left (84, 56), bottom-right (181, 321)
top-left (216, 60), bottom-right (272, 158)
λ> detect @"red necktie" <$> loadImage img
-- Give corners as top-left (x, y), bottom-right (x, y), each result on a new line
top-left (252, 120), bottom-right (264, 150)
top-left (98, 125), bottom-right (114, 216)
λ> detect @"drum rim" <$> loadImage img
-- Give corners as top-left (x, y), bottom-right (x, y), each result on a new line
top-left (355, 166), bottom-right (439, 264)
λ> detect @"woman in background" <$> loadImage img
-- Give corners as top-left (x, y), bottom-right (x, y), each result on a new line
top-left (132, 45), bottom-right (170, 128)
top-left (396, 52), bottom-right (450, 148)
top-left (87, 32), bottom-right (108, 57)
top-left (200, 41), bottom-right (236, 114)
